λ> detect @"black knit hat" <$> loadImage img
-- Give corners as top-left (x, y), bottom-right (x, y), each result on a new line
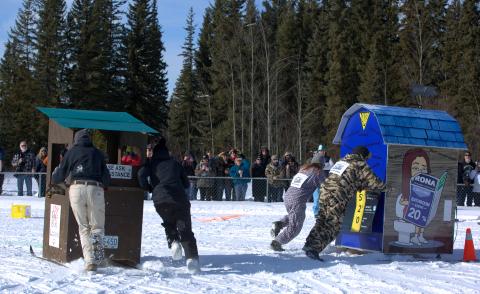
top-left (352, 146), bottom-right (370, 159)
top-left (152, 136), bottom-right (169, 156)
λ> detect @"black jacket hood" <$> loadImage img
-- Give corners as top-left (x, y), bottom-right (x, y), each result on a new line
top-left (73, 129), bottom-right (93, 147)
top-left (152, 138), bottom-right (170, 161)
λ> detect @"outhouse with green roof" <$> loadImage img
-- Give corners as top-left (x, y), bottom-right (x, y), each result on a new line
top-left (37, 107), bottom-right (158, 266)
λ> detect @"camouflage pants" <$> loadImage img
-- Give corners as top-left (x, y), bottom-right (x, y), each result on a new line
top-left (304, 192), bottom-right (345, 253)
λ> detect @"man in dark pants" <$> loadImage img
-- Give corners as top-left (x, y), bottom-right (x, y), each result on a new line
top-left (52, 129), bottom-right (111, 271)
top-left (11, 141), bottom-right (36, 196)
top-left (138, 138), bottom-right (200, 274)
top-left (457, 151), bottom-right (476, 206)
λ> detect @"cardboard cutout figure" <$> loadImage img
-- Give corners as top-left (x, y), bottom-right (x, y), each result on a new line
top-left (393, 148), bottom-right (446, 248)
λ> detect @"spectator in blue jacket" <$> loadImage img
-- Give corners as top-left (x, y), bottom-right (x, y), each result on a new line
top-left (229, 157), bottom-right (250, 201)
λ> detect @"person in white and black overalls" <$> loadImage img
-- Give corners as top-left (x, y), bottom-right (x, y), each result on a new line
top-left (138, 137), bottom-right (200, 274)
top-left (270, 154), bottom-right (325, 252)
top-left (52, 129), bottom-right (111, 271)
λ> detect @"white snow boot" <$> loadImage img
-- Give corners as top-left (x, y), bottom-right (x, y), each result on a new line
top-left (171, 240), bottom-right (183, 261)
top-left (91, 233), bottom-right (105, 265)
top-left (186, 258), bottom-right (200, 274)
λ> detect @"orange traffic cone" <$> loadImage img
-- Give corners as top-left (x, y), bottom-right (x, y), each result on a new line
top-left (463, 228), bottom-right (477, 262)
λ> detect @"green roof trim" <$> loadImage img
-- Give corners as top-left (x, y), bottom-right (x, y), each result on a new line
top-left (37, 107), bottom-right (159, 133)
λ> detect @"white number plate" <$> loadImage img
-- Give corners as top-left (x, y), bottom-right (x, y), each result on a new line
top-left (103, 235), bottom-right (119, 249)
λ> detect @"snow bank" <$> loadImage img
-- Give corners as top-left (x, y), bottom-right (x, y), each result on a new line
top-left (0, 197), bottom-right (479, 293)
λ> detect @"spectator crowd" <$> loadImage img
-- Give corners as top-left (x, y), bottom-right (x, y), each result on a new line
top-left (179, 145), bottom-right (333, 203)
top-left (1, 139), bottom-right (480, 207)
top-left (0, 140), bottom-right (49, 197)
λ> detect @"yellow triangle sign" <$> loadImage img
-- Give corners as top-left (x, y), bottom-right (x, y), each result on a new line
top-left (360, 112), bottom-right (370, 130)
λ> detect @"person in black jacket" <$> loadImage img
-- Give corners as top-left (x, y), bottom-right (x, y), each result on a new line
top-left (181, 151), bottom-right (197, 200)
top-left (138, 138), bottom-right (200, 274)
top-left (457, 151), bottom-right (476, 206)
top-left (11, 141), bottom-right (36, 196)
top-left (251, 156), bottom-right (266, 202)
top-left (52, 129), bottom-right (111, 271)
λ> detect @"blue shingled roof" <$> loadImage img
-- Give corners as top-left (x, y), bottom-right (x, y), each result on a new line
top-left (333, 104), bottom-right (467, 149)
top-left (37, 107), bottom-right (159, 133)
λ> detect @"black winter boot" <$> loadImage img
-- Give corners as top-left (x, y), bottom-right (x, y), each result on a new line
top-left (270, 240), bottom-right (285, 251)
top-left (270, 221), bottom-right (284, 239)
top-left (303, 246), bottom-right (323, 261)
top-left (181, 241), bottom-right (199, 260)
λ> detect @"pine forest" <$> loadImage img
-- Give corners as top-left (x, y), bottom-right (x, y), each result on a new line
top-left (1, 0), bottom-right (479, 162)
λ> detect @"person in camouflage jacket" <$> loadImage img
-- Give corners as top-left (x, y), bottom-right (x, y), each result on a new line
top-left (265, 155), bottom-right (286, 202)
top-left (303, 146), bottom-right (387, 260)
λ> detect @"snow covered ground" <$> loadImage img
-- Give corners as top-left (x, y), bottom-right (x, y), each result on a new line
top-left (0, 196), bottom-right (479, 294)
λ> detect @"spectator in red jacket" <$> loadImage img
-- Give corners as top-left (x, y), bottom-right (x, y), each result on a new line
top-left (121, 146), bottom-right (142, 166)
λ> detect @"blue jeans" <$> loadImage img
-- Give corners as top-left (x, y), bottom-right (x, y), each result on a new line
top-left (312, 188), bottom-right (320, 217)
top-left (188, 181), bottom-right (198, 200)
top-left (17, 175), bottom-right (33, 196)
top-left (224, 179), bottom-right (233, 201)
top-left (234, 183), bottom-right (247, 201)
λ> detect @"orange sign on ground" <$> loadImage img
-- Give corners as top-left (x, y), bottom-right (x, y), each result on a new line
top-left (196, 214), bottom-right (244, 223)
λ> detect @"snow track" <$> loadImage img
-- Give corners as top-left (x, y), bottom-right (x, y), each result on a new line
top-left (1, 197), bottom-right (479, 293)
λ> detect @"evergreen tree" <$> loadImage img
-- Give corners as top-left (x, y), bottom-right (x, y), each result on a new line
top-left (398, 0), bottom-right (438, 106)
top-left (168, 8), bottom-right (201, 152)
top-left (65, 0), bottom-right (92, 107)
top-left (323, 0), bottom-right (356, 147)
top-left (425, 0), bottom-right (447, 93)
top-left (207, 0), bottom-right (246, 150)
top-left (455, 0), bottom-right (480, 152)
top-left (8, 0), bottom-right (39, 70)
top-left (125, 0), bottom-right (169, 131)
top-left (66, 0), bottom-right (126, 110)
top-left (0, 0), bottom-right (45, 153)
top-left (303, 0), bottom-right (330, 152)
top-left (35, 0), bottom-right (67, 106)
top-left (244, 0), bottom-right (263, 158)
top-left (440, 0), bottom-right (461, 109)
top-left (195, 8), bottom-right (214, 97)
top-left (358, 0), bottom-right (407, 106)
top-left (275, 1), bottom-right (301, 153)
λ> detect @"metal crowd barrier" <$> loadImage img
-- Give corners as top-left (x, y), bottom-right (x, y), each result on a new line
top-left (456, 183), bottom-right (480, 207)
top-left (0, 172), bottom-right (47, 197)
top-left (1, 173), bottom-right (477, 206)
top-left (186, 176), bottom-right (292, 202)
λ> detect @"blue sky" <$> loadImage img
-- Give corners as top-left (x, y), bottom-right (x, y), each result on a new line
top-left (0, 0), bottom-right (215, 95)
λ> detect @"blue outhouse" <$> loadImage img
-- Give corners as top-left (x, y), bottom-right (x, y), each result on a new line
top-left (332, 103), bottom-right (466, 254)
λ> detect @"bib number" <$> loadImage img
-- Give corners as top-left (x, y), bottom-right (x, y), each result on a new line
top-left (290, 173), bottom-right (308, 188)
top-left (330, 161), bottom-right (350, 176)
top-left (351, 190), bottom-right (366, 232)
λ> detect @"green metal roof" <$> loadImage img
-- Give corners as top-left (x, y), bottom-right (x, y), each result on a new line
top-left (37, 107), bottom-right (159, 133)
